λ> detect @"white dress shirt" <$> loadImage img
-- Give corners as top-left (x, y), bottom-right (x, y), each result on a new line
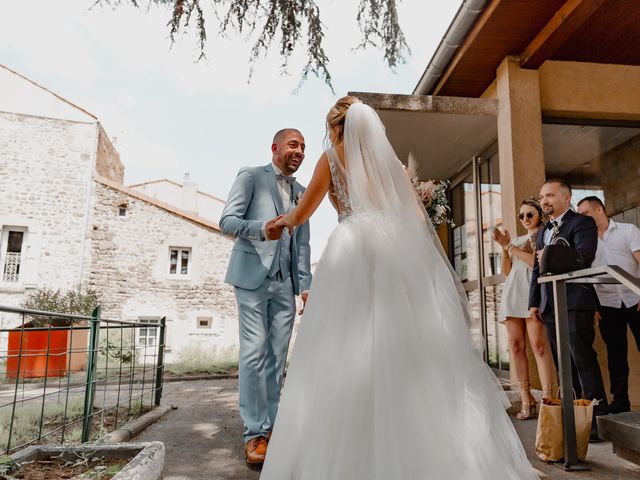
top-left (592, 219), bottom-right (640, 308)
top-left (543, 209), bottom-right (570, 246)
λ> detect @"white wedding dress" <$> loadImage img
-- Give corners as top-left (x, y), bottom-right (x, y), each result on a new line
top-left (260, 104), bottom-right (538, 479)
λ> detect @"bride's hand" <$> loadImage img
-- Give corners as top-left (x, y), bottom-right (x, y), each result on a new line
top-left (275, 216), bottom-right (294, 235)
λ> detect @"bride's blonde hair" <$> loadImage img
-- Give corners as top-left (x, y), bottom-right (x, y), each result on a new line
top-left (326, 95), bottom-right (360, 145)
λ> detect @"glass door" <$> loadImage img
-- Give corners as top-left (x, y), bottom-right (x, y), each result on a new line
top-left (478, 146), bottom-right (509, 375)
top-left (448, 143), bottom-right (509, 376)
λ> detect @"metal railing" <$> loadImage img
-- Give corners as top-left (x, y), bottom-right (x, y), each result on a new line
top-left (538, 265), bottom-right (640, 471)
top-left (2, 253), bottom-right (21, 283)
top-left (0, 305), bottom-right (166, 453)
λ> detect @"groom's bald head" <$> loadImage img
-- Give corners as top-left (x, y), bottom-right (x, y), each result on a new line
top-left (273, 128), bottom-right (302, 144)
top-left (271, 128), bottom-right (305, 176)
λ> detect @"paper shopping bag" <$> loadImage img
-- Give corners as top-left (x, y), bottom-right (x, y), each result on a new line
top-left (535, 397), bottom-right (595, 462)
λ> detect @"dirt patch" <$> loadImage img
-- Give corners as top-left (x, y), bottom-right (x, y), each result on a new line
top-left (5, 456), bottom-right (127, 479)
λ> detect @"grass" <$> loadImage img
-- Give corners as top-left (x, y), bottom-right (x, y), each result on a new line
top-left (0, 397), bottom-right (149, 454)
top-left (0, 398), bottom-right (85, 451)
top-left (164, 344), bottom-right (238, 376)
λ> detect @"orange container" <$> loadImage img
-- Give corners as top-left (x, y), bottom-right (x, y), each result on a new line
top-left (6, 329), bottom-right (69, 379)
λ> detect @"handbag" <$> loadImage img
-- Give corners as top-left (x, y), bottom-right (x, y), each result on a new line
top-left (535, 394), bottom-right (595, 462)
top-left (539, 237), bottom-right (579, 276)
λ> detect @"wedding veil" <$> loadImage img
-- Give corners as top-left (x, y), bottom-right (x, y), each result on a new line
top-left (343, 102), bottom-right (475, 332)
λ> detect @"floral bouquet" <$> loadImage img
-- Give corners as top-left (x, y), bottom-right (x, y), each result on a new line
top-left (406, 154), bottom-right (454, 227)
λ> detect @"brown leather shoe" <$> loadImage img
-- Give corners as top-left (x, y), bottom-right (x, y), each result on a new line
top-left (245, 436), bottom-right (268, 465)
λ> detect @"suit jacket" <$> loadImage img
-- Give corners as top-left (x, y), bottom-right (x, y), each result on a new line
top-left (219, 163), bottom-right (312, 294)
top-left (528, 209), bottom-right (598, 313)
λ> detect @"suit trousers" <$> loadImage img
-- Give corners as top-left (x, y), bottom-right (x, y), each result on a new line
top-left (235, 273), bottom-right (296, 442)
top-left (598, 304), bottom-right (640, 407)
top-left (543, 309), bottom-right (608, 416)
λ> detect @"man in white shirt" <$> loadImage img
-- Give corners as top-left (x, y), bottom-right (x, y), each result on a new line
top-left (578, 196), bottom-right (640, 413)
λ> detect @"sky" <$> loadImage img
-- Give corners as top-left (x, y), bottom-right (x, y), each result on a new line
top-left (0, 0), bottom-right (460, 260)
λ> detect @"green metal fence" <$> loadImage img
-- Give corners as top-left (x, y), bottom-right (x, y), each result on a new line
top-left (0, 305), bottom-right (166, 453)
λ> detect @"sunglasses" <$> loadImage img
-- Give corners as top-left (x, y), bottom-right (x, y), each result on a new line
top-left (518, 212), bottom-right (535, 220)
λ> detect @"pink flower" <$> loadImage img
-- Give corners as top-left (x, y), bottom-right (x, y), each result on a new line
top-left (415, 180), bottom-right (436, 205)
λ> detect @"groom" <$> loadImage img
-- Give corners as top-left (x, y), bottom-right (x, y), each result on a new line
top-left (220, 128), bottom-right (312, 466)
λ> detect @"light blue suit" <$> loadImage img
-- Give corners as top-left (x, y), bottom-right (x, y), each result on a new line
top-left (220, 163), bottom-right (312, 442)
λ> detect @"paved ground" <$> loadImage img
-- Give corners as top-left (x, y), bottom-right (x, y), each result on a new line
top-left (135, 378), bottom-right (640, 479)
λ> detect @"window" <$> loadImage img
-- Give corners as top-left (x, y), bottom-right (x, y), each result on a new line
top-left (1, 227), bottom-right (26, 283)
top-left (118, 205), bottom-right (127, 217)
top-left (169, 247), bottom-right (191, 276)
top-left (197, 317), bottom-right (212, 329)
top-left (138, 317), bottom-right (160, 347)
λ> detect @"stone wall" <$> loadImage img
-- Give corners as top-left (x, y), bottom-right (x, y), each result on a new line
top-left (88, 182), bottom-right (238, 363)
top-left (0, 112), bottom-right (96, 311)
top-left (599, 133), bottom-right (640, 215)
top-left (95, 123), bottom-right (124, 183)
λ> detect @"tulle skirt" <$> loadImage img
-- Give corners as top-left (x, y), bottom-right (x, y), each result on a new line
top-left (261, 212), bottom-right (538, 479)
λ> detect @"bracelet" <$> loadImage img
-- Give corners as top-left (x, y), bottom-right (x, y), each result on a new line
top-left (506, 244), bottom-right (515, 253)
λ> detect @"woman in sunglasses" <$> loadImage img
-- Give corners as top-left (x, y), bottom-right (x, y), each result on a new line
top-left (492, 198), bottom-right (556, 420)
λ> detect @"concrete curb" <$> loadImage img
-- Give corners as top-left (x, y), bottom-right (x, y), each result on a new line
top-left (12, 442), bottom-right (165, 480)
top-left (108, 404), bottom-right (176, 443)
top-left (162, 372), bottom-right (238, 382)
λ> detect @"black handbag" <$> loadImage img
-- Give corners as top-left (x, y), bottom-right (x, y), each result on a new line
top-left (539, 237), bottom-right (579, 276)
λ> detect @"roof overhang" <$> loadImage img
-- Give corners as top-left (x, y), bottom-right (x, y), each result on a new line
top-left (351, 92), bottom-right (497, 179)
top-left (416, 0), bottom-right (640, 97)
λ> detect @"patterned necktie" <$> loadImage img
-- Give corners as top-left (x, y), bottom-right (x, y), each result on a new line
top-left (276, 174), bottom-right (296, 186)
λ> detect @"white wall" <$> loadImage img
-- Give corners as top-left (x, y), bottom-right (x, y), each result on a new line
top-left (0, 112), bottom-right (97, 313)
top-left (0, 66), bottom-right (95, 123)
top-left (130, 180), bottom-right (225, 223)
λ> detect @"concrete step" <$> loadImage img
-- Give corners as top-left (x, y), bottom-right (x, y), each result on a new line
top-left (597, 412), bottom-right (640, 466)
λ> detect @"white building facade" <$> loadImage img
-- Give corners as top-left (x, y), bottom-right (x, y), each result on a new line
top-left (0, 65), bottom-right (238, 364)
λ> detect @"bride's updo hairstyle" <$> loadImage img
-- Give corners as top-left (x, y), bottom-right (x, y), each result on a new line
top-left (326, 95), bottom-right (360, 145)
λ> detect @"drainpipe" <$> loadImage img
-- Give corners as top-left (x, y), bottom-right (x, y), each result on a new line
top-left (413, 0), bottom-right (488, 95)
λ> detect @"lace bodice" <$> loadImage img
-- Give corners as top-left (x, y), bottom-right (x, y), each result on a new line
top-left (326, 148), bottom-right (353, 221)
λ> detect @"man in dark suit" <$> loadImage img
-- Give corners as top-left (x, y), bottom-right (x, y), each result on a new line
top-left (529, 179), bottom-right (607, 440)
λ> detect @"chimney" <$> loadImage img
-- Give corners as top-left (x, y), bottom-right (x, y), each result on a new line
top-left (181, 173), bottom-right (198, 214)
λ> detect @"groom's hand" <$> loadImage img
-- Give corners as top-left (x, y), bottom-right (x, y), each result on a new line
top-left (265, 215), bottom-right (286, 240)
top-left (298, 292), bottom-right (309, 315)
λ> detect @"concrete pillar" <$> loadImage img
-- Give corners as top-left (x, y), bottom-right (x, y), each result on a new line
top-left (496, 56), bottom-right (546, 236)
top-left (496, 57), bottom-right (556, 391)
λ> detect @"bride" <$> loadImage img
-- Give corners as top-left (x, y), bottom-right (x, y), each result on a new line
top-left (261, 96), bottom-right (538, 479)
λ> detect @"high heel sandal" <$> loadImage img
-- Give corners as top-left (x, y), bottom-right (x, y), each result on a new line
top-left (542, 383), bottom-right (557, 400)
top-left (516, 382), bottom-right (538, 420)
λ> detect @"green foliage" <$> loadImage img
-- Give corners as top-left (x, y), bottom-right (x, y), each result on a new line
top-left (98, 329), bottom-right (134, 366)
top-left (93, 0), bottom-right (409, 90)
top-left (21, 285), bottom-right (102, 326)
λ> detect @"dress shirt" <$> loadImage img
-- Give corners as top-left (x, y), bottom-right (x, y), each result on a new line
top-left (543, 209), bottom-right (571, 246)
top-left (592, 219), bottom-right (640, 308)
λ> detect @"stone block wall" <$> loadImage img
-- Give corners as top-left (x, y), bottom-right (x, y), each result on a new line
top-left (88, 182), bottom-right (238, 363)
top-left (599, 133), bottom-right (640, 215)
top-left (95, 123), bottom-right (124, 184)
top-left (0, 112), bottom-right (96, 310)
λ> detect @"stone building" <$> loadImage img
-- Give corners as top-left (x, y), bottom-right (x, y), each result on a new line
top-left (0, 64), bottom-right (237, 364)
top-left (355, 0), bottom-right (640, 405)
